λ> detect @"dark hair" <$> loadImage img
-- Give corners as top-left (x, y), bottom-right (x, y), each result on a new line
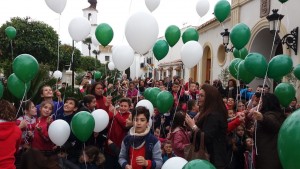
top-left (65, 97), bottom-right (79, 108)
top-left (119, 98), bottom-right (132, 106)
top-left (197, 84), bottom-right (228, 124)
top-left (171, 111), bottom-right (185, 131)
top-left (228, 79), bottom-right (237, 87)
top-left (21, 148), bottom-right (60, 169)
top-left (90, 82), bottom-right (105, 96)
top-left (22, 100), bottom-right (34, 112)
top-left (260, 93), bottom-right (282, 114)
top-left (187, 100), bottom-right (196, 111)
top-left (81, 146), bottom-right (105, 166)
top-left (82, 94), bottom-right (95, 106)
top-left (173, 81), bottom-right (180, 86)
top-left (0, 99), bottom-right (16, 121)
top-left (133, 106), bottom-right (150, 122)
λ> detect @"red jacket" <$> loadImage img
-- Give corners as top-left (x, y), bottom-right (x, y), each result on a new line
top-left (16, 115), bottom-right (37, 148)
top-left (107, 112), bottom-right (131, 150)
top-left (95, 95), bottom-right (110, 114)
top-left (128, 145), bottom-right (152, 169)
top-left (227, 117), bottom-right (242, 133)
top-left (32, 117), bottom-right (54, 151)
top-left (0, 121), bottom-right (22, 169)
top-left (169, 127), bottom-right (190, 158)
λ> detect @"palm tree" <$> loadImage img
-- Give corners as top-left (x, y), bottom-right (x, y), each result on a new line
top-left (82, 37), bottom-right (92, 56)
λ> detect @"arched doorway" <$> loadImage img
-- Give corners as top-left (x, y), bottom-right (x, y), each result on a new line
top-left (249, 28), bottom-right (283, 91)
top-left (202, 46), bottom-right (212, 84)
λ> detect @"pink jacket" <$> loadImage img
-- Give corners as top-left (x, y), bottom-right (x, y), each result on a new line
top-left (170, 127), bottom-right (190, 158)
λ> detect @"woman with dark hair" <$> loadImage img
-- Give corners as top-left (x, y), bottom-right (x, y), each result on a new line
top-left (90, 82), bottom-right (112, 115)
top-left (252, 93), bottom-right (285, 169)
top-left (185, 84), bottom-right (228, 169)
top-left (169, 111), bottom-right (190, 158)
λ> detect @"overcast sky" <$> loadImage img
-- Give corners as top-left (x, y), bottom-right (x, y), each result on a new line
top-left (0, 0), bottom-right (222, 50)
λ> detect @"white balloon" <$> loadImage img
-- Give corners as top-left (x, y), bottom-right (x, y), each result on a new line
top-left (53, 70), bottom-right (62, 79)
top-left (145, 0), bottom-right (160, 12)
top-left (108, 62), bottom-right (115, 70)
top-left (125, 11), bottom-right (159, 55)
top-left (196, 0), bottom-right (210, 17)
top-left (92, 109), bottom-right (109, 132)
top-left (162, 157), bottom-right (188, 169)
top-left (48, 120), bottom-right (70, 146)
top-left (136, 99), bottom-right (154, 117)
top-left (45, 0), bottom-right (67, 14)
top-left (181, 41), bottom-right (203, 68)
top-left (112, 45), bottom-right (135, 71)
top-left (92, 36), bottom-right (100, 47)
top-left (68, 17), bottom-right (91, 42)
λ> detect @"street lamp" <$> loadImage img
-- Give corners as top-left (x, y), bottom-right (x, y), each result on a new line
top-left (220, 29), bottom-right (233, 53)
top-left (266, 9), bottom-right (298, 55)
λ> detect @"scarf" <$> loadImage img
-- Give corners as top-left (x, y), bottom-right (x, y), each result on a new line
top-left (128, 127), bottom-right (150, 149)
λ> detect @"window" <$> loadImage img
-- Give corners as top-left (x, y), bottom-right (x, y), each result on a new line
top-left (105, 56), bottom-right (110, 62)
top-left (147, 58), bottom-right (152, 64)
top-left (140, 63), bottom-right (145, 68)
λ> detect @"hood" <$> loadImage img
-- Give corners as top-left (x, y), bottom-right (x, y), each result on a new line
top-left (0, 121), bottom-right (17, 140)
top-left (169, 127), bottom-right (182, 139)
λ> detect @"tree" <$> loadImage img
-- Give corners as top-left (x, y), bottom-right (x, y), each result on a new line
top-left (78, 56), bottom-right (103, 71)
top-left (82, 37), bottom-right (92, 56)
top-left (0, 17), bottom-right (59, 72)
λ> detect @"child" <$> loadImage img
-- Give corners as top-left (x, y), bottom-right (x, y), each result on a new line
top-left (244, 137), bottom-right (255, 169)
top-left (105, 98), bottom-right (133, 169)
top-left (36, 85), bottom-right (64, 119)
top-left (187, 100), bottom-right (199, 118)
top-left (31, 101), bottom-right (55, 156)
top-left (0, 99), bottom-right (22, 169)
top-left (119, 106), bottom-right (163, 169)
top-left (79, 146), bottom-right (105, 169)
top-left (78, 94), bottom-right (96, 113)
top-left (169, 111), bottom-right (190, 158)
top-left (154, 126), bottom-right (166, 143)
top-left (17, 100), bottom-right (37, 150)
top-left (161, 140), bottom-right (176, 163)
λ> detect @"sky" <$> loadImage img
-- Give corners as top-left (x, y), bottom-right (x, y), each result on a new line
top-left (0, 0), bottom-right (221, 51)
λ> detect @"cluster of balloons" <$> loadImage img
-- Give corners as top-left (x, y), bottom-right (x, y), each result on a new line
top-left (143, 87), bottom-right (174, 113)
top-left (7, 54), bottom-right (39, 99)
top-left (161, 157), bottom-right (215, 169)
top-left (49, 109), bottom-right (109, 145)
top-left (229, 51), bottom-right (295, 107)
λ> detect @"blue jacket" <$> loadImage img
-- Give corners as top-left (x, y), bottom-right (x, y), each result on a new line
top-left (119, 132), bottom-right (163, 169)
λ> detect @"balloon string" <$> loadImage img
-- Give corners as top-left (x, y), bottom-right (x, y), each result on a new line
top-left (109, 71), bottom-right (118, 96)
top-left (170, 79), bottom-right (185, 130)
top-left (15, 83), bottom-right (27, 118)
top-left (57, 14), bottom-right (61, 71)
top-left (10, 40), bottom-right (14, 74)
top-left (83, 142), bottom-right (87, 169)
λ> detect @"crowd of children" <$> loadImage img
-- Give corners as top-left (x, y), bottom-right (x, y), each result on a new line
top-left (0, 73), bottom-right (298, 169)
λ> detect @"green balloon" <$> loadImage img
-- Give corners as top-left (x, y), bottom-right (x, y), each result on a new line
top-left (165, 25), bottom-right (181, 47)
top-left (183, 159), bottom-right (216, 169)
top-left (279, 0), bottom-right (288, 3)
top-left (93, 71), bottom-right (102, 79)
top-left (143, 87), bottom-right (152, 100)
top-left (5, 26), bottom-right (17, 40)
top-left (156, 91), bottom-right (174, 113)
top-left (230, 23), bottom-right (251, 50)
top-left (148, 87), bottom-right (161, 107)
top-left (274, 82), bottom-right (295, 107)
top-left (0, 82), bottom-right (3, 99)
top-left (267, 54), bottom-right (293, 79)
top-left (13, 54), bottom-right (39, 83)
top-left (95, 23), bottom-right (114, 47)
top-left (238, 60), bottom-right (255, 84)
top-left (7, 73), bottom-right (31, 99)
top-left (214, 0), bottom-right (231, 23)
top-left (278, 109), bottom-right (300, 169)
top-left (182, 28), bottom-right (199, 44)
top-left (71, 111), bottom-right (95, 142)
top-left (233, 48), bottom-right (248, 59)
top-left (293, 64), bottom-right (300, 80)
top-left (244, 53), bottom-right (268, 78)
top-left (229, 58), bottom-right (243, 79)
top-left (153, 40), bottom-right (169, 61)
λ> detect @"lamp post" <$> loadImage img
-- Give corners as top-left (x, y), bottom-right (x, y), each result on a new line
top-left (220, 29), bottom-right (234, 53)
top-left (266, 9), bottom-right (298, 55)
